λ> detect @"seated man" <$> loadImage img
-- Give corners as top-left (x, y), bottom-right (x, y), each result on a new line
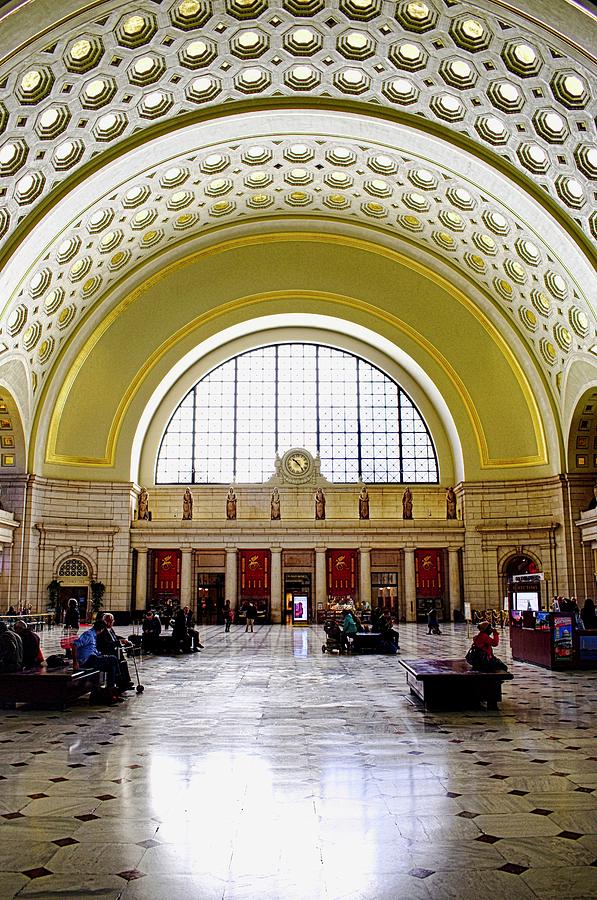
top-left (72, 621), bottom-right (122, 700)
top-left (13, 620), bottom-right (44, 669)
top-left (183, 606), bottom-right (203, 651)
top-left (96, 613), bottom-right (134, 690)
top-left (141, 610), bottom-right (162, 653)
top-left (171, 606), bottom-right (192, 652)
top-left (0, 621), bottom-right (23, 672)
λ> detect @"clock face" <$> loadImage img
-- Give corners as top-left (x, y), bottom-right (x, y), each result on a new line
top-left (287, 452), bottom-right (309, 474)
top-left (282, 449), bottom-right (312, 480)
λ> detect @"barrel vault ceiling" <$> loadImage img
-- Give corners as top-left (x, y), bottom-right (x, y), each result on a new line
top-left (0, 0), bottom-right (595, 474)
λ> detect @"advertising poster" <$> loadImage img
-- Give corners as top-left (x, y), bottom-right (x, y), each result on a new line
top-left (553, 615), bottom-right (573, 658)
top-left (292, 594), bottom-right (309, 626)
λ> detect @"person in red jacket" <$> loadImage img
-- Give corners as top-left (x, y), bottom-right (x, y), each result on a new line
top-left (471, 621), bottom-right (508, 671)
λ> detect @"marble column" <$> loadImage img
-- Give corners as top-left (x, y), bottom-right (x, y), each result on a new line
top-left (225, 548), bottom-right (237, 610)
top-left (359, 547), bottom-right (371, 609)
top-left (404, 548), bottom-right (416, 622)
top-left (270, 548), bottom-right (282, 624)
top-left (180, 548), bottom-right (193, 610)
top-left (315, 547), bottom-right (327, 613)
top-left (448, 548), bottom-right (461, 622)
top-left (135, 548), bottom-right (148, 610)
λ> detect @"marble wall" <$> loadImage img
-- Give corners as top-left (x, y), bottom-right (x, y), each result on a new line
top-left (0, 474), bottom-right (594, 616)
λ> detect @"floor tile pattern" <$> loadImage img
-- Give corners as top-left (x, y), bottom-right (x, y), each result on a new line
top-left (0, 622), bottom-right (596, 899)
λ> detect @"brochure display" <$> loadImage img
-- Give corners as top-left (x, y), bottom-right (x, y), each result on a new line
top-left (510, 610), bottom-right (597, 669)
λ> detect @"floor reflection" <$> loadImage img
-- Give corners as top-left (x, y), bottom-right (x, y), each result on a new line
top-left (0, 623), bottom-right (595, 899)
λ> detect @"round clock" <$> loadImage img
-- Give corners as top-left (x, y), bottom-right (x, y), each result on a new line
top-left (282, 448), bottom-right (313, 481)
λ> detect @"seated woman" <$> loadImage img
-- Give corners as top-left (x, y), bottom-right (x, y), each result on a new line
top-left (13, 620), bottom-right (44, 669)
top-left (340, 609), bottom-right (358, 652)
top-left (469, 621), bottom-right (508, 671)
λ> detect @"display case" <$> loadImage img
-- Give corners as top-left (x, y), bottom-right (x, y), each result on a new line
top-left (510, 610), bottom-right (597, 669)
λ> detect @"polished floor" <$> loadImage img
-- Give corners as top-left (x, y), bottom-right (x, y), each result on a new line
top-left (0, 622), bottom-right (596, 900)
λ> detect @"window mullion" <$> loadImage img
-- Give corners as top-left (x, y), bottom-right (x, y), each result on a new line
top-left (397, 388), bottom-right (404, 483)
top-left (275, 345), bottom-right (279, 454)
top-left (191, 387), bottom-right (197, 483)
top-left (232, 357), bottom-right (238, 482)
top-left (315, 345), bottom-right (320, 455)
top-left (356, 357), bottom-right (362, 482)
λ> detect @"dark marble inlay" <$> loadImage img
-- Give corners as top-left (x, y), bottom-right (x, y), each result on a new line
top-left (117, 869), bottom-right (146, 881)
top-left (52, 837), bottom-right (79, 847)
top-left (22, 867), bottom-right (53, 879)
top-left (409, 868), bottom-right (435, 879)
top-left (499, 863), bottom-right (529, 875)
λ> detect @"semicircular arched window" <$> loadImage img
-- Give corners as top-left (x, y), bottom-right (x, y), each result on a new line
top-left (58, 558), bottom-right (89, 578)
top-left (156, 343), bottom-right (439, 484)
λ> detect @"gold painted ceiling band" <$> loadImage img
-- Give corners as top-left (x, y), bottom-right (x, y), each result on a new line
top-left (44, 232), bottom-right (548, 470)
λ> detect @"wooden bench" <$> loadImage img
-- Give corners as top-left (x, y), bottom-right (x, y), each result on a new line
top-left (351, 632), bottom-right (398, 654)
top-left (0, 667), bottom-right (101, 709)
top-left (400, 658), bottom-right (513, 710)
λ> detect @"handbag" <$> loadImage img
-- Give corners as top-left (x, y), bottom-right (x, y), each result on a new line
top-left (465, 644), bottom-right (487, 669)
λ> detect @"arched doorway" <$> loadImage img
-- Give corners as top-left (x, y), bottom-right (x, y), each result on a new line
top-left (503, 554), bottom-right (544, 612)
top-left (56, 558), bottom-right (91, 624)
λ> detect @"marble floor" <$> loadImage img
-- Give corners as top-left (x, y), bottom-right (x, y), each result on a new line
top-left (0, 622), bottom-right (596, 900)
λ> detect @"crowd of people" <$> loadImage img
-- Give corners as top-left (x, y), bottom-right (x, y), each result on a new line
top-left (141, 605), bottom-right (205, 653)
top-left (0, 619), bottom-right (44, 671)
top-left (553, 595), bottom-right (597, 630)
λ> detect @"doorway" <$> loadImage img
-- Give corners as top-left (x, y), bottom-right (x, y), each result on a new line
top-left (197, 573), bottom-right (225, 624)
top-left (283, 573), bottom-right (312, 625)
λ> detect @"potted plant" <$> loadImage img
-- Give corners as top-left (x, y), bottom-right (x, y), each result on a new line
top-left (90, 579), bottom-right (106, 618)
top-left (47, 578), bottom-right (61, 611)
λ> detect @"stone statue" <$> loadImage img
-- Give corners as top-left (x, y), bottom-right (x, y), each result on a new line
top-left (358, 485), bottom-right (369, 520)
top-left (226, 486), bottom-right (237, 520)
top-left (182, 488), bottom-right (193, 520)
top-left (402, 487), bottom-right (413, 520)
top-left (446, 486), bottom-right (457, 520)
top-left (138, 487), bottom-right (150, 521)
top-left (315, 487), bottom-right (326, 520)
top-left (271, 488), bottom-right (281, 520)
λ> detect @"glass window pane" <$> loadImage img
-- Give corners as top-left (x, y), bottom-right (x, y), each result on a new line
top-left (156, 343), bottom-right (438, 484)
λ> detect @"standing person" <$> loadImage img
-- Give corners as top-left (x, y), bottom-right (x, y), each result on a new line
top-left (223, 600), bottom-right (233, 632)
top-left (245, 601), bottom-right (257, 633)
top-left (427, 606), bottom-right (441, 635)
top-left (64, 597), bottom-right (80, 630)
top-left (581, 597), bottom-right (597, 629)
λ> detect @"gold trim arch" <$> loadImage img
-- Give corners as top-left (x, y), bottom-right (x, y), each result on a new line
top-left (38, 232), bottom-right (553, 483)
